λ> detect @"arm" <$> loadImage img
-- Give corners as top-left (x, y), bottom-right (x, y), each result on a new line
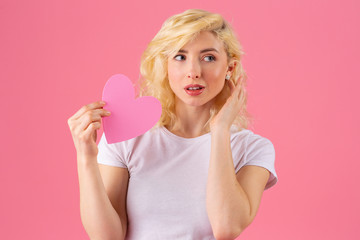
top-left (77, 157), bottom-right (129, 240)
top-left (207, 79), bottom-right (270, 239)
top-left (68, 101), bottom-right (128, 240)
top-left (206, 129), bottom-right (270, 240)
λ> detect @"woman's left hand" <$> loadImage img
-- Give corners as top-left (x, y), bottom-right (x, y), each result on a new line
top-left (209, 77), bottom-right (242, 132)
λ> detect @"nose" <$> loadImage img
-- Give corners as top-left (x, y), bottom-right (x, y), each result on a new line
top-left (187, 72), bottom-right (200, 79)
top-left (186, 58), bottom-right (201, 79)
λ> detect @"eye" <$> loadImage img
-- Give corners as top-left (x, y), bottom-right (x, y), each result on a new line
top-left (174, 55), bottom-right (185, 61)
top-left (203, 55), bottom-right (216, 62)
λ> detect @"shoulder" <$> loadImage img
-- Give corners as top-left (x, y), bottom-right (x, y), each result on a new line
top-left (235, 130), bottom-right (277, 190)
top-left (247, 131), bottom-right (274, 151)
top-left (230, 126), bottom-right (274, 154)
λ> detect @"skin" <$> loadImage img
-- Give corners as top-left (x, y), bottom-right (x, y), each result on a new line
top-left (68, 103), bottom-right (128, 240)
top-left (167, 31), bottom-right (271, 239)
top-left (167, 31), bottom-right (236, 137)
top-left (68, 30), bottom-right (271, 240)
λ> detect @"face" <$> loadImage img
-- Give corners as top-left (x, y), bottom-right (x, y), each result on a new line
top-left (167, 31), bottom-right (232, 109)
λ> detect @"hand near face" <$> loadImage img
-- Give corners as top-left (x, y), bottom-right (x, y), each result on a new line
top-left (209, 78), bottom-right (242, 132)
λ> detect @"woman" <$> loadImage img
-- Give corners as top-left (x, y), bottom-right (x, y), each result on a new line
top-left (68, 9), bottom-right (278, 240)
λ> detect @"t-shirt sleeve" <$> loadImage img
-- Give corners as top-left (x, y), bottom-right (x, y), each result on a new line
top-left (97, 132), bottom-right (128, 168)
top-left (242, 134), bottom-right (278, 190)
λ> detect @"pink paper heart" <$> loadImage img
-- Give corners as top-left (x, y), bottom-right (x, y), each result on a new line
top-left (102, 74), bottom-right (162, 143)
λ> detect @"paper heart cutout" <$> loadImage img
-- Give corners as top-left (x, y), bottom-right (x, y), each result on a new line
top-left (102, 74), bottom-right (162, 143)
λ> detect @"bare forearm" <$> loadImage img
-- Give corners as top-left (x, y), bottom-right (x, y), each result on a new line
top-left (77, 156), bottom-right (124, 240)
top-left (206, 129), bottom-right (250, 239)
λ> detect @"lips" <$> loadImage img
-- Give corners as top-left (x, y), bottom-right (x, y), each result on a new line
top-left (184, 84), bottom-right (205, 90)
top-left (184, 84), bottom-right (205, 96)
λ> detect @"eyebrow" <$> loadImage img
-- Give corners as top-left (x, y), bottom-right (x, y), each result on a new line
top-left (177, 48), bottom-right (219, 54)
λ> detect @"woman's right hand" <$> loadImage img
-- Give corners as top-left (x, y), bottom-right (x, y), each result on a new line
top-left (67, 101), bottom-right (111, 160)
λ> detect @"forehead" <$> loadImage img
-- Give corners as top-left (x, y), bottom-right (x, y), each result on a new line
top-left (181, 31), bottom-right (225, 52)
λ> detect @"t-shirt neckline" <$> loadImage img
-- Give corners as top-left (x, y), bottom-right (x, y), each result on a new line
top-left (160, 126), bottom-right (211, 142)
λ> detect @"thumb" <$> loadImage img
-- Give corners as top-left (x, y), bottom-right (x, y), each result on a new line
top-left (92, 130), bottom-right (97, 143)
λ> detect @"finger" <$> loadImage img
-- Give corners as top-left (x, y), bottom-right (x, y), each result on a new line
top-left (235, 78), bottom-right (242, 99)
top-left (83, 122), bottom-right (101, 141)
top-left (71, 101), bottom-right (106, 121)
top-left (92, 128), bottom-right (98, 142)
top-left (227, 79), bottom-right (236, 95)
top-left (78, 109), bottom-right (110, 131)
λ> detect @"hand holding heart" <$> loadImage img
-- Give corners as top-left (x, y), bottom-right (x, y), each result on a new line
top-left (67, 74), bottom-right (162, 161)
top-left (68, 101), bottom-right (110, 159)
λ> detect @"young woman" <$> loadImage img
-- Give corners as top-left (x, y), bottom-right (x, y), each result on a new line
top-left (68, 9), bottom-right (278, 240)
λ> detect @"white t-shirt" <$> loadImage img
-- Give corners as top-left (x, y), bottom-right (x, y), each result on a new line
top-left (97, 125), bottom-right (278, 240)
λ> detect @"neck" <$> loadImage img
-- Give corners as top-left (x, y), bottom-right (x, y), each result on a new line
top-left (166, 100), bottom-right (212, 138)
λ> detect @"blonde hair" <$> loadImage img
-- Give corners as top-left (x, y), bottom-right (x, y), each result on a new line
top-left (139, 9), bottom-right (251, 132)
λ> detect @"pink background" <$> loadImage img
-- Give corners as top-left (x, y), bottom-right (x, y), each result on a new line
top-left (1, 0), bottom-right (359, 239)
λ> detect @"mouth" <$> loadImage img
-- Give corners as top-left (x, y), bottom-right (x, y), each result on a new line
top-left (184, 84), bottom-right (205, 96)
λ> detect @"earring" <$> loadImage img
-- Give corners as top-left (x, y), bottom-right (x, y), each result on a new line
top-left (225, 75), bottom-right (231, 80)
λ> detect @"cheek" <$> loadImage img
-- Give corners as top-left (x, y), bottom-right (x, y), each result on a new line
top-left (167, 67), bottom-right (181, 93)
top-left (204, 67), bottom-right (226, 94)
top-left (167, 63), bottom-right (182, 82)
top-left (204, 65), bottom-right (226, 83)
top-left (214, 64), bottom-right (227, 77)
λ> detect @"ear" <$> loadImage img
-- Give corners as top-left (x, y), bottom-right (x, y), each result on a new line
top-left (227, 59), bottom-right (237, 75)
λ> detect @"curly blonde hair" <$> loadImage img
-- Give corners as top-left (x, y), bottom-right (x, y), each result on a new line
top-left (138, 9), bottom-right (250, 132)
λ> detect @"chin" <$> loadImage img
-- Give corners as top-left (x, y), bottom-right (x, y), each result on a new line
top-left (185, 98), bottom-right (214, 108)
top-left (175, 92), bottom-right (215, 108)
top-left (188, 102), bottom-right (205, 107)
